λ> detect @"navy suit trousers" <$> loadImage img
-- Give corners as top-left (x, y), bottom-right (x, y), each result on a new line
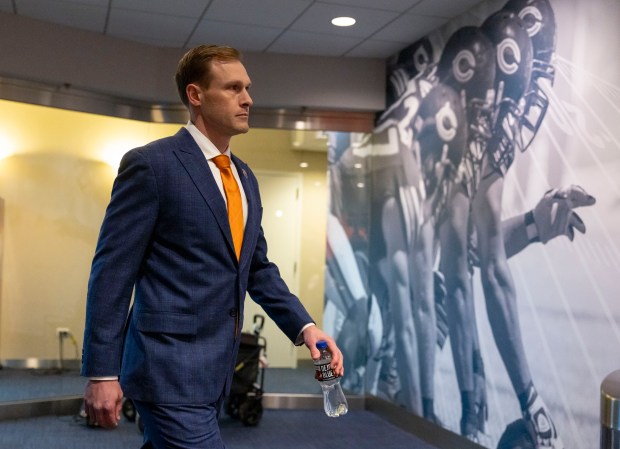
top-left (133, 398), bottom-right (227, 449)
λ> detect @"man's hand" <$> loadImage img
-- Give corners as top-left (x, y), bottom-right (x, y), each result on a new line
top-left (83, 379), bottom-right (123, 429)
top-left (302, 325), bottom-right (344, 377)
top-left (532, 184), bottom-right (596, 243)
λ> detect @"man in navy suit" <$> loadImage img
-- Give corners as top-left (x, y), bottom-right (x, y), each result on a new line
top-left (81, 44), bottom-right (344, 448)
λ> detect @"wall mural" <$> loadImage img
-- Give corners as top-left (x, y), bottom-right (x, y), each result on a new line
top-left (324, 0), bottom-right (620, 447)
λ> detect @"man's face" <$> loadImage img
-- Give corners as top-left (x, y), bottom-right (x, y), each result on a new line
top-left (194, 60), bottom-right (253, 141)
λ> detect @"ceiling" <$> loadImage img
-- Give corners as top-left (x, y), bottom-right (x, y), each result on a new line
top-left (0, 0), bottom-right (485, 59)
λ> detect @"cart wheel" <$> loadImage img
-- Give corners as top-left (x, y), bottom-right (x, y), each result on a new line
top-left (122, 398), bottom-right (136, 422)
top-left (239, 400), bottom-right (263, 427)
top-left (225, 395), bottom-right (241, 419)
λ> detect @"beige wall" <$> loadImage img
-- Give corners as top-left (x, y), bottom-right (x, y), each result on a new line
top-left (0, 99), bottom-right (327, 362)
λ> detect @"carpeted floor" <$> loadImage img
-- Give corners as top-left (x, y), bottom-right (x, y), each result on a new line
top-left (0, 363), bottom-right (466, 449)
top-left (0, 409), bottom-right (439, 449)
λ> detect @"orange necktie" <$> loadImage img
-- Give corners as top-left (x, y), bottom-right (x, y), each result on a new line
top-left (212, 155), bottom-right (243, 260)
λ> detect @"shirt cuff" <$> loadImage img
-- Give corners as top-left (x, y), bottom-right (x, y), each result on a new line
top-left (295, 322), bottom-right (315, 346)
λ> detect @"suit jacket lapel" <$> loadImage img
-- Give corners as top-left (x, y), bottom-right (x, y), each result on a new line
top-left (172, 129), bottom-right (236, 258)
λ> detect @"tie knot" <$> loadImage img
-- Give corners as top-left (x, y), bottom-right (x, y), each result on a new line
top-left (212, 155), bottom-right (231, 169)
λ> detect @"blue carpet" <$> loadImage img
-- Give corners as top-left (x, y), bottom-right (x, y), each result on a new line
top-left (0, 409), bottom-right (437, 449)
top-left (0, 365), bottom-right (442, 448)
top-left (220, 410), bottom-right (436, 449)
top-left (0, 368), bottom-right (86, 402)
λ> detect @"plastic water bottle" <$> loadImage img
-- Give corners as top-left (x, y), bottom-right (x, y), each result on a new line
top-left (314, 340), bottom-right (348, 417)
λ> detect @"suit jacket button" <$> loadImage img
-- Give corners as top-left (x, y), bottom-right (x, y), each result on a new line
top-left (229, 308), bottom-right (238, 317)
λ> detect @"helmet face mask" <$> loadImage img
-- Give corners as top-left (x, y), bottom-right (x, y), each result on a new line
top-left (488, 101), bottom-right (525, 174)
top-left (481, 9), bottom-right (533, 173)
top-left (502, 0), bottom-right (557, 152)
top-left (519, 75), bottom-right (551, 151)
top-left (468, 95), bottom-right (495, 145)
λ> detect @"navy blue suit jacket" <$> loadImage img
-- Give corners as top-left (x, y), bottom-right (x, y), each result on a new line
top-left (81, 128), bottom-right (313, 404)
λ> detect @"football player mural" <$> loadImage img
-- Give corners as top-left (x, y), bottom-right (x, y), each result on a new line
top-left (324, 0), bottom-right (608, 447)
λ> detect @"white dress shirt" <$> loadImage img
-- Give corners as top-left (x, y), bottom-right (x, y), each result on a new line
top-left (185, 121), bottom-right (248, 227)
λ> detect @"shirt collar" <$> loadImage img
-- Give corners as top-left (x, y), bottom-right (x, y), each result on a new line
top-left (185, 121), bottom-right (231, 160)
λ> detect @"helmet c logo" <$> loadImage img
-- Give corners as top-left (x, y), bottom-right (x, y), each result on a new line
top-left (452, 50), bottom-right (475, 83)
top-left (519, 6), bottom-right (543, 38)
top-left (413, 46), bottom-right (430, 74)
top-left (435, 101), bottom-right (458, 142)
top-left (497, 38), bottom-right (521, 75)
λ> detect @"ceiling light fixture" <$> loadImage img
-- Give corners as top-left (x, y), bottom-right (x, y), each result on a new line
top-left (331, 16), bottom-right (356, 27)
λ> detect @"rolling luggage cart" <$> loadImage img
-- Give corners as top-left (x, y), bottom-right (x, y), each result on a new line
top-left (225, 314), bottom-right (267, 426)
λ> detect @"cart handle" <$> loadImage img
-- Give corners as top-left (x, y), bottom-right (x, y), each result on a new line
top-left (252, 314), bottom-right (265, 334)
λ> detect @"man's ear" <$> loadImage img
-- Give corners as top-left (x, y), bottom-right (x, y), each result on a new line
top-left (186, 83), bottom-right (202, 106)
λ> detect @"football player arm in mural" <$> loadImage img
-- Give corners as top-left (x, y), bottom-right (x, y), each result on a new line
top-left (468, 184), bottom-right (596, 266)
top-left (502, 185), bottom-right (596, 259)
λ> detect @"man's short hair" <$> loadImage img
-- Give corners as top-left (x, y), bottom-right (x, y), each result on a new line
top-left (175, 44), bottom-right (241, 107)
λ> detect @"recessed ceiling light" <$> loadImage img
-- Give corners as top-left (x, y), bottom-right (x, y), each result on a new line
top-left (331, 16), bottom-right (356, 27)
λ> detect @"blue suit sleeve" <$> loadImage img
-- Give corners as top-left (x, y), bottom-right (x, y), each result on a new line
top-left (246, 223), bottom-right (315, 344)
top-left (81, 149), bottom-right (159, 377)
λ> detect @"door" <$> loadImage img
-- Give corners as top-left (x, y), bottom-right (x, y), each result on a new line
top-left (243, 171), bottom-right (301, 368)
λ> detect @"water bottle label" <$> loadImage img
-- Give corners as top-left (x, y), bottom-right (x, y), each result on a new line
top-left (315, 361), bottom-right (336, 382)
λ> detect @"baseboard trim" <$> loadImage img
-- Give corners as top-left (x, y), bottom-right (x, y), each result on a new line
top-left (1, 358), bottom-right (81, 370)
top-left (0, 395), bottom-right (83, 421)
top-left (262, 392), bottom-right (365, 411)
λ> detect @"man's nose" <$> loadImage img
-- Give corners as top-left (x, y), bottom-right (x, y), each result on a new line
top-left (242, 89), bottom-right (253, 107)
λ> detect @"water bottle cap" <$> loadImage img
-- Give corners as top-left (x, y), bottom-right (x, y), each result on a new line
top-left (316, 340), bottom-right (327, 349)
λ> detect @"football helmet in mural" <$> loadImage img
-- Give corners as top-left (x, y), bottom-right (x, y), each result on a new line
top-left (438, 26), bottom-right (496, 105)
top-left (502, 0), bottom-right (557, 151)
top-left (385, 38), bottom-right (435, 108)
top-left (437, 26), bottom-right (496, 145)
top-left (383, 38), bottom-right (437, 122)
top-left (396, 37), bottom-right (435, 81)
top-left (482, 10), bottom-right (533, 105)
top-left (503, 0), bottom-right (556, 71)
top-left (413, 83), bottom-right (467, 216)
top-left (481, 10), bottom-right (533, 174)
